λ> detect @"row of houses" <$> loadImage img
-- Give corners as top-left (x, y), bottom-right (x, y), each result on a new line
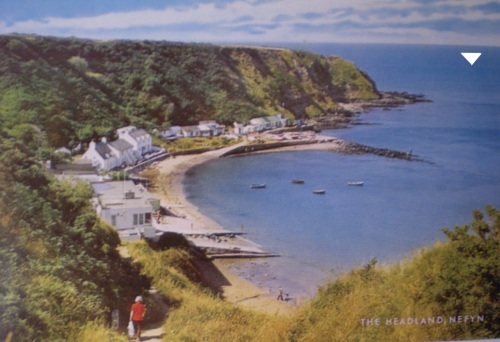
top-left (233, 114), bottom-right (290, 135)
top-left (158, 120), bottom-right (226, 139)
top-left (80, 114), bottom-right (291, 171)
top-left (158, 115), bottom-right (290, 139)
top-left (82, 126), bottom-right (162, 171)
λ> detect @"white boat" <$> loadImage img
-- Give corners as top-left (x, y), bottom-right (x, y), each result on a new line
top-left (313, 189), bottom-right (326, 194)
top-left (250, 184), bottom-right (266, 189)
top-left (348, 181), bottom-right (364, 186)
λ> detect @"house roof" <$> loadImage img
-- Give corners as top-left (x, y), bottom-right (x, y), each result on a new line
top-left (198, 125), bottom-right (212, 132)
top-left (93, 181), bottom-right (156, 210)
top-left (109, 139), bottom-right (133, 152)
top-left (94, 142), bottom-right (114, 160)
top-left (130, 129), bottom-right (149, 139)
top-left (182, 126), bottom-right (201, 133)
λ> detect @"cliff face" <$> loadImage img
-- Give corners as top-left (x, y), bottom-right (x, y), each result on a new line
top-left (0, 35), bottom-right (380, 146)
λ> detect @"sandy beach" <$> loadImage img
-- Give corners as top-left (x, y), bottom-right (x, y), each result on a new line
top-left (147, 138), bottom-right (344, 315)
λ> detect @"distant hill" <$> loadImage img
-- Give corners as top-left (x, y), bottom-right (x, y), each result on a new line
top-left (0, 34), bottom-right (380, 147)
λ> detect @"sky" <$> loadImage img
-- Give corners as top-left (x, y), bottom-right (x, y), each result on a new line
top-left (0, 0), bottom-right (499, 46)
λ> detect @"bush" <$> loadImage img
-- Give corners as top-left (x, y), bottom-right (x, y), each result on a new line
top-left (149, 232), bottom-right (191, 250)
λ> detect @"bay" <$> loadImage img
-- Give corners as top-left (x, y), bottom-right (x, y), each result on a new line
top-left (184, 43), bottom-right (500, 298)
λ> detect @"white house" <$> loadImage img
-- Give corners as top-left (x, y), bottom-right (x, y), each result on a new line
top-left (108, 139), bottom-right (137, 166)
top-left (234, 114), bottom-right (289, 135)
top-left (82, 138), bottom-right (122, 171)
top-left (117, 126), bottom-right (152, 156)
top-left (199, 120), bottom-right (225, 136)
top-left (249, 114), bottom-right (288, 131)
top-left (81, 126), bottom-right (154, 171)
top-left (158, 126), bottom-right (183, 139)
top-left (181, 126), bottom-right (201, 138)
top-left (92, 181), bottom-right (158, 241)
top-left (159, 121), bottom-right (225, 139)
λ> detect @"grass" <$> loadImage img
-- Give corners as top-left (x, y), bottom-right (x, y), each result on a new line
top-left (126, 241), bottom-right (291, 342)
top-left (159, 136), bottom-right (239, 154)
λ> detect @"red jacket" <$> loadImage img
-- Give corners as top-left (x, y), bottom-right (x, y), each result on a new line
top-left (130, 302), bottom-right (145, 321)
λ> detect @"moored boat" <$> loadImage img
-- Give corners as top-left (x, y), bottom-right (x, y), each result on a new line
top-left (348, 181), bottom-right (364, 186)
top-left (313, 189), bottom-right (326, 194)
top-left (291, 179), bottom-right (305, 184)
top-left (250, 184), bottom-right (266, 189)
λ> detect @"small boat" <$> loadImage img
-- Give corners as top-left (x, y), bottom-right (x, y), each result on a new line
top-left (291, 179), bottom-right (305, 184)
top-left (250, 184), bottom-right (266, 189)
top-left (348, 181), bottom-right (364, 186)
top-left (313, 190), bottom-right (326, 194)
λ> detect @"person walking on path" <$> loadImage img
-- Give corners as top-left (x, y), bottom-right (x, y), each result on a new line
top-left (130, 296), bottom-right (146, 341)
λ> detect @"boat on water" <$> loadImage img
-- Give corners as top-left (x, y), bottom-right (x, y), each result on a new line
top-left (313, 189), bottom-right (326, 194)
top-left (348, 181), bottom-right (364, 186)
top-left (291, 179), bottom-right (305, 184)
top-left (250, 184), bottom-right (266, 189)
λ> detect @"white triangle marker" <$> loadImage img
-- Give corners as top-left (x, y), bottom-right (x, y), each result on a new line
top-left (461, 52), bottom-right (481, 65)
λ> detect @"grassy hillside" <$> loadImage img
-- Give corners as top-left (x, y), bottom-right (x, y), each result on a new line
top-left (127, 240), bottom-right (291, 342)
top-left (0, 128), bottom-right (149, 341)
top-left (125, 207), bottom-right (499, 342)
top-left (0, 34), bottom-right (380, 147)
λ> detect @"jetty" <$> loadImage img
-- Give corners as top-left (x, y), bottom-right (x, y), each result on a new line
top-left (153, 216), bottom-right (278, 259)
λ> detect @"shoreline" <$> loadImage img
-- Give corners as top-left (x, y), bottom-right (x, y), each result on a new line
top-left (150, 143), bottom-right (304, 315)
top-left (147, 138), bottom-right (350, 315)
top-left (145, 134), bottom-right (422, 314)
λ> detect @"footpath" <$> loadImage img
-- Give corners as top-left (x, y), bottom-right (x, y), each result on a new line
top-left (137, 289), bottom-right (167, 341)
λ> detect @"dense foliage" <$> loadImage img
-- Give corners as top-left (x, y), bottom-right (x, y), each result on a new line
top-left (0, 129), bottom-right (149, 341)
top-left (0, 34), bottom-right (379, 148)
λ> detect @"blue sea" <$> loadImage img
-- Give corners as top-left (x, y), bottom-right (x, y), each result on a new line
top-left (184, 44), bottom-right (500, 298)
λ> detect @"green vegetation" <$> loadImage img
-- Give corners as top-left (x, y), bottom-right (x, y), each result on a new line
top-left (0, 128), bottom-right (149, 341)
top-left (0, 35), bottom-right (380, 148)
top-left (124, 207), bottom-right (499, 342)
top-left (162, 136), bottom-right (238, 154)
top-left (126, 240), bottom-right (290, 342)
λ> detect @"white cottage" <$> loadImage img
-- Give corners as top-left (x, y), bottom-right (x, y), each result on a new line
top-left (81, 126), bottom-right (154, 171)
top-left (117, 126), bottom-right (153, 156)
top-left (234, 114), bottom-right (289, 135)
top-left (181, 126), bottom-right (201, 138)
top-left (82, 138), bottom-right (122, 170)
top-left (199, 120), bottom-right (225, 136)
top-left (159, 126), bottom-right (183, 139)
top-left (249, 114), bottom-right (288, 131)
top-left (92, 181), bottom-right (158, 241)
top-left (108, 139), bottom-right (137, 166)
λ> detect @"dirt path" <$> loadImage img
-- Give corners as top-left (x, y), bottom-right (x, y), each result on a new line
top-left (138, 289), bottom-right (168, 342)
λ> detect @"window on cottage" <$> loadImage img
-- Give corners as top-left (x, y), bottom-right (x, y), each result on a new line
top-left (133, 214), bottom-right (138, 225)
top-left (139, 213), bottom-right (144, 225)
top-left (111, 215), bottom-right (117, 226)
top-left (145, 212), bottom-right (152, 224)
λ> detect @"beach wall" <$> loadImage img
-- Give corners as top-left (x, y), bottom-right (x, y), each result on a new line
top-left (220, 138), bottom-right (426, 162)
top-left (220, 140), bottom-right (324, 156)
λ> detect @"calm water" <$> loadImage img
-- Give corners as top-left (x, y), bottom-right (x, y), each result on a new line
top-left (184, 44), bottom-right (500, 298)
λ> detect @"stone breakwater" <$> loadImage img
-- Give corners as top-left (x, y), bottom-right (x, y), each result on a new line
top-left (221, 137), bottom-right (430, 163)
top-left (335, 139), bottom-right (429, 163)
